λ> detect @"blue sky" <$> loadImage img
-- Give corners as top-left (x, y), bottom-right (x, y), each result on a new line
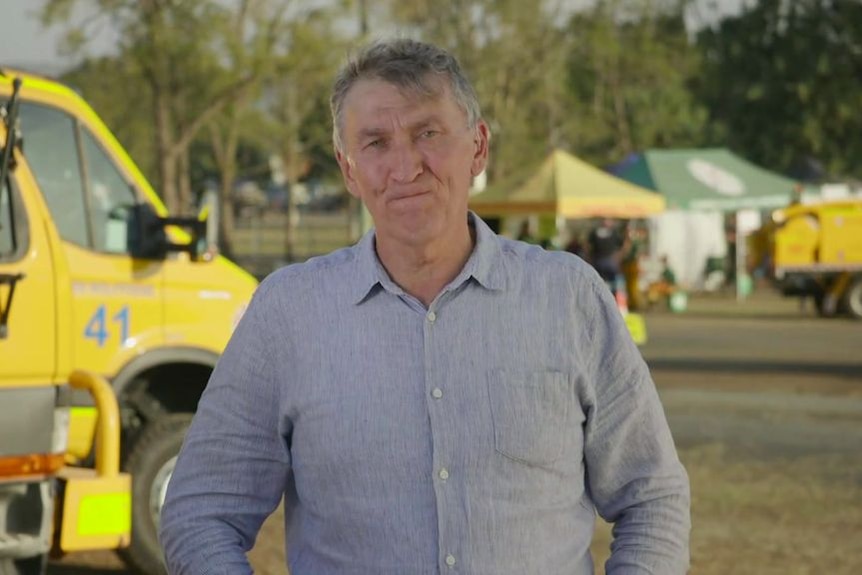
top-left (1, 0), bottom-right (747, 75)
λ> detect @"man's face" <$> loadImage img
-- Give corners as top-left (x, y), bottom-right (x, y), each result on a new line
top-left (335, 76), bottom-right (488, 248)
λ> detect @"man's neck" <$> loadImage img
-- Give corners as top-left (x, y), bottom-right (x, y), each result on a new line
top-left (375, 224), bottom-right (476, 308)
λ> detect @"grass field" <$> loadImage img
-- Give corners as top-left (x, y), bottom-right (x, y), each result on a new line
top-left (589, 444), bottom-right (862, 574)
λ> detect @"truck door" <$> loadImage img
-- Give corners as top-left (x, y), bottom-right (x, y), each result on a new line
top-left (0, 168), bottom-right (56, 384)
top-left (17, 102), bottom-right (164, 376)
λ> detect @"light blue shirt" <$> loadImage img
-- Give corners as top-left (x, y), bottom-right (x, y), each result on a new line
top-left (160, 213), bottom-right (690, 575)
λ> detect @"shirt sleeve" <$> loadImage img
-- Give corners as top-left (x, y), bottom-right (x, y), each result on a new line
top-left (581, 276), bottom-right (691, 574)
top-left (160, 276), bottom-right (291, 575)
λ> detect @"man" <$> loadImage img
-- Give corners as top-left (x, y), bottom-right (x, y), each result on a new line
top-left (588, 218), bottom-right (625, 290)
top-left (160, 38), bottom-right (690, 574)
top-left (516, 220), bottom-right (537, 244)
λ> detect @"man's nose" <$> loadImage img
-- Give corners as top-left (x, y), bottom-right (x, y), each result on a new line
top-left (389, 140), bottom-right (423, 183)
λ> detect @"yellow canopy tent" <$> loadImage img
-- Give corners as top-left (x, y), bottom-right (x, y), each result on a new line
top-left (470, 149), bottom-right (666, 218)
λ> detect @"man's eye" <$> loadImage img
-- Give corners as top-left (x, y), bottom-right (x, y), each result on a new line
top-left (364, 139), bottom-right (384, 149)
top-left (419, 130), bottom-right (439, 139)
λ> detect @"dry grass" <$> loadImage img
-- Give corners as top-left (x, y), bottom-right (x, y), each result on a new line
top-left (592, 444), bottom-right (862, 574)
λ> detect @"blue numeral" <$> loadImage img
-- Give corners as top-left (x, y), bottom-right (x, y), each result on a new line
top-left (113, 306), bottom-right (129, 343)
top-left (84, 304), bottom-right (131, 347)
top-left (84, 305), bottom-right (109, 347)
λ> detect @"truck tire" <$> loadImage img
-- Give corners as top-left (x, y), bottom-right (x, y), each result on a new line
top-left (119, 414), bottom-right (193, 575)
top-left (841, 275), bottom-right (862, 320)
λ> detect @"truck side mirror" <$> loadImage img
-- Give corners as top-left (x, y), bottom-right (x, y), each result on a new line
top-left (127, 202), bottom-right (209, 261)
top-left (128, 203), bottom-right (168, 260)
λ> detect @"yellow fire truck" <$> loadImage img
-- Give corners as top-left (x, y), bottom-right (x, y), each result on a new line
top-left (1, 70), bottom-right (257, 574)
top-left (750, 199), bottom-right (862, 318)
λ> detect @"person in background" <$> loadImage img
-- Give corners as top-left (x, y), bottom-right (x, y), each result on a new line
top-left (621, 221), bottom-right (645, 310)
top-left (588, 217), bottom-right (625, 291)
top-left (648, 254), bottom-right (678, 307)
top-left (789, 182), bottom-right (805, 206)
top-left (565, 230), bottom-right (587, 260)
top-left (516, 219), bottom-right (538, 244)
top-left (160, 38), bottom-right (690, 575)
top-left (724, 215), bottom-right (738, 292)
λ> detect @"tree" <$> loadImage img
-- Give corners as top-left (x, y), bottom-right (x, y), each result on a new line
top-left (201, 0), bottom-right (295, 255)
top-left (263, 11), bottom-right (346, 188)
top-left (564, 0), bottom-right (708, 166)
top-left (380, 0), bottom-right (707, 182)
top-left (42, 0), bottom-right (286, 213)
top-left (696, 0), bottom-right (862, 179)
top-left (61, 56), bottom-right (158, 185)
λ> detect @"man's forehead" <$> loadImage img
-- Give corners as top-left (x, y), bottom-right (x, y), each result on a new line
top-left (342, 76), bottom-right (454, 119)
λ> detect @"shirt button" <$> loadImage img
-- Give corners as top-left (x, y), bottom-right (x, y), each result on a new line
top-left (445, 554), bottom-right (456, 567)
top-left (426, 311), bottom-right (437, 323)
top-left (438, 468), bottom-right (449, 480)
top-left (431, 388), bottom-right (443, 399)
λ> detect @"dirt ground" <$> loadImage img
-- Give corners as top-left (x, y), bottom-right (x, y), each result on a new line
top-left (50, 289), bottom-right (862, 574)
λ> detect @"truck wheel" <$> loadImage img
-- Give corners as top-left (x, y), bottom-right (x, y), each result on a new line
top-left (841, 275), bottom-right (862, 319)
top-left (119, 414), bottom-right (193, 575)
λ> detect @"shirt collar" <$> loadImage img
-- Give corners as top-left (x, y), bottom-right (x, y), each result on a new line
top-left (350, 211), bottom-right (507, 305)
top-left (462, 211), bottom-right (507, 292)
top-left (349, 230), bottom-right (385, 304)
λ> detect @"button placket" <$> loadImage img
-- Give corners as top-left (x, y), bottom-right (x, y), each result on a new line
top-left (424, 303), bottom-right (457, 573)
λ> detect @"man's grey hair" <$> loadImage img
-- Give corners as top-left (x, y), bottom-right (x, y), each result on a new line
top-left (330, 38), bottom-right (483, 152)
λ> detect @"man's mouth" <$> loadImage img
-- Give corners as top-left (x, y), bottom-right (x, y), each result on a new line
top-left (388, 189), bottom-right (430, 203)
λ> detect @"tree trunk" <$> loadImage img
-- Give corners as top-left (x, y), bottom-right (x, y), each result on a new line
top-left (178, 147), bottom-right (192, 215)
top-left (154, 89), bottom-right (179, 213)
top-left (209, 115), bottom-right (240, 261)
top-left (609, 51), bottom-right (633, 156)
top-left (358, 0), bottom-right (369, 35)
top-left (218, 189), bottom-right (236, 261)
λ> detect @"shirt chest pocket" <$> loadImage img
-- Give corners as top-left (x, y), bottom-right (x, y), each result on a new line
top-left (487, 369), bottom-right (574, 467)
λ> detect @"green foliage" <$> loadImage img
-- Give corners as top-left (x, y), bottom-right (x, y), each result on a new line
top-left (563, 0), bottom-right (708, 166)
top-left (42, 0), bottom-right (348, 217)
top-left (261, 10), bottom-right (348, 184)
top-left (380, 0), bottom-right (707, 179)
top-left (60, 56), bottom-right (157, 184)
top-left (41, 0), bottom-right (862, 219)
top-left (696, 0), bottom-right (862, 179)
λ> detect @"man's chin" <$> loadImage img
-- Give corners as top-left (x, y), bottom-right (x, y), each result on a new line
top-left (379, 218), bottom-right (437, 245)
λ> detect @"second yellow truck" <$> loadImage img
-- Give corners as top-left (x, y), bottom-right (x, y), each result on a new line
top-left (751, 199), bottom-right (862, 319)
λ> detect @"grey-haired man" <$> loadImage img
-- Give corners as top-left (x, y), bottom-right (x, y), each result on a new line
top-left (161, 38), bottom-right (690, 574)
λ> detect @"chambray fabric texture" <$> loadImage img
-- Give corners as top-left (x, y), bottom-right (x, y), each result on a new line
top-left (160, 213), bottom-right (690, 575)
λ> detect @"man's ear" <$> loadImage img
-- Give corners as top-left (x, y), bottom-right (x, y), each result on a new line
top-left (336, 147), bottom-right (360, 199)
top-left (470, 120), bottom-right (490, 177)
